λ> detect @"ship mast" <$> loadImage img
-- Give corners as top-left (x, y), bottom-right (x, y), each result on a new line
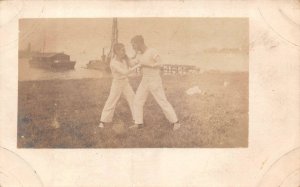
top-left (42, 30), bottom-right (46, 54)
top-left (115, 18), bottom-right (118, 44)
top-left (106, 18), bottom-right (118, 63)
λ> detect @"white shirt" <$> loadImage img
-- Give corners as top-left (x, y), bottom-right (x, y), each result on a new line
top-left (110, 58), bottom-right (129, 80)
top-left (136, 48), bottom-right (161, 77)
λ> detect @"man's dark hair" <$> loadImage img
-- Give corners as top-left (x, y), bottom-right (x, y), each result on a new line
top-left (113, 43), bottom-right (124, 54)
top-left (131, 35), bottom-right (144, 44)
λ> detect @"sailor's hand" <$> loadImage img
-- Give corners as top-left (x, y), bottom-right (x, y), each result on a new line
top-left (133, 63), bottom-right (141, 69)
top-left (123, 55), bottom-right (129, 61)
top-left (129, 63), bottom-right (141, 72)
top-left (129, 58), bottom-right (139, 65)
top-left (141, 63), bottom-right (160, 69)
top-left (140, 64), bottom-right (151, 68)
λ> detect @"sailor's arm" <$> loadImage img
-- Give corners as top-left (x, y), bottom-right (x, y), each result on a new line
top-left (141, 51), bottom-right (162, 69)
top-left (124, 54), bottom-right (139, 67)
top-left (128, 58), bottom-right (139, 67)
top-left (151, 55), bottom-right (162, 68)
top-left (111, 62), bottom-right (128, 75)
top-left (111, 62), bottom-right (140, 75)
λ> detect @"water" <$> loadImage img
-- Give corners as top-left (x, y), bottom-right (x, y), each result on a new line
top-left (19, 52), bottom-right (248, 81)
top-left (163, 52), bottom-right (248, 72)
top-left (19, 59), bottom-right (105, 81)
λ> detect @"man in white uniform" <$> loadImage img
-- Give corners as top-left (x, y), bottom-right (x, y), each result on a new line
top-left (130, 35), bottom-right (181, 130)
top-left (99, 43), bottom-right (140, 128)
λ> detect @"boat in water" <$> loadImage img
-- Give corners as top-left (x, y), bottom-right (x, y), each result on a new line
top-left (86, 18), bottom-right (118, 72)
top-left (29, 52), bottom-right (76, 70)
top-left (86, 48), bottom-right (110, 71)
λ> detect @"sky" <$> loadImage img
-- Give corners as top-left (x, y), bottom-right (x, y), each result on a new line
top-left (19, 18), bottom-right (248, 71)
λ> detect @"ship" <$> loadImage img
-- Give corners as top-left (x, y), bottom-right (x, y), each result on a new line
top-left (86, 48), bottom-right (110, 72)
top-left (29, 52), bottom-right (76, 70)
top-left (28, 29), bottom-right (76, 71)
top-left (86, 18), bottom-right (118, 71)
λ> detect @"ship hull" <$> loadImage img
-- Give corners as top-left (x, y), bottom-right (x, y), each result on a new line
top-left (86, 61), bottom-right (110, 72)
top-left (86, 63), bottom-right (106, 70)
top-left (29, 60), bottom-right (76, 70)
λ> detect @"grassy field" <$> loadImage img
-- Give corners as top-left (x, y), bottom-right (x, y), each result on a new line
top-left (18, 72), bottom-right (248, 148)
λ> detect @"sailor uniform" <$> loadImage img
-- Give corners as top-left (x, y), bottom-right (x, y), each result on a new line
top-left (100, 58), bottom-right (135, 123)
top-left (134, 48), bottom-right (178, 124)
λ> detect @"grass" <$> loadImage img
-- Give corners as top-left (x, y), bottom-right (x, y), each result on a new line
top-left (18, 72), bottom-right (248, 148)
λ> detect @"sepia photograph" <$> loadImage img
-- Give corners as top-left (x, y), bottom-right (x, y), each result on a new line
top-left (18, 18), bottom-right (249, 148)
top-left (1, 0), bottom-right (298, 186)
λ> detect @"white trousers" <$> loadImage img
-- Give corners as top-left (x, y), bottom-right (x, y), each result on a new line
top-left (100, 79), bottom-right (135, 123)
top-left (134, 76), bottom-right (178, 124)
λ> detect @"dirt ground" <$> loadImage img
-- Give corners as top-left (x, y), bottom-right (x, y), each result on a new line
top-left (18, 72), bottom-right (248, 148)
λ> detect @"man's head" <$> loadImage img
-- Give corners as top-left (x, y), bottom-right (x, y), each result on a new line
top-left (131, 35), bottom-right (145, 52)
top-left (113, 43), bottom-right (126, 58)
